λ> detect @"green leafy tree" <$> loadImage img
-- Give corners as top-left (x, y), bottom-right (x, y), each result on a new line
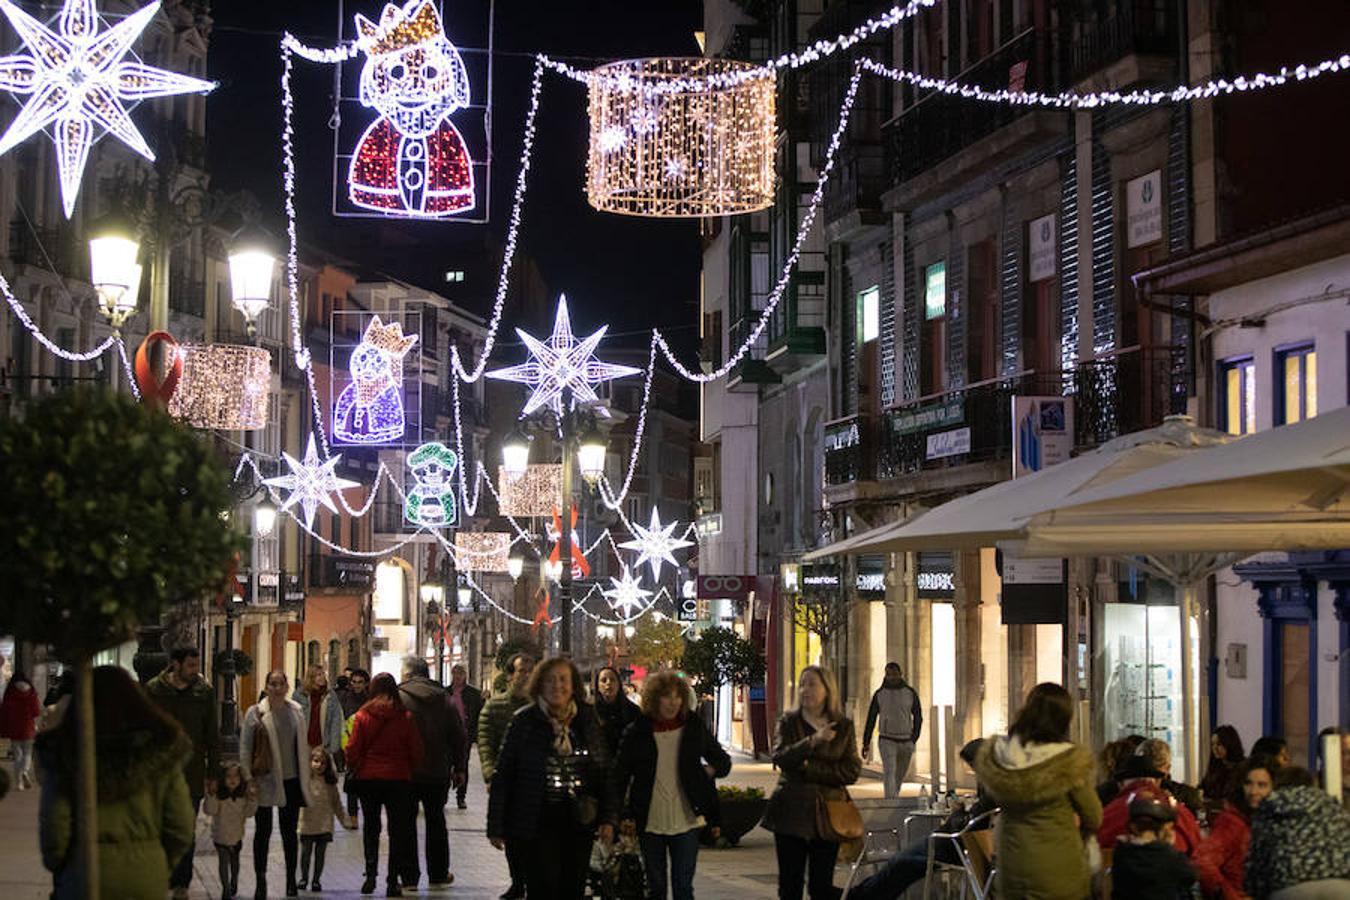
top-left (0, 389), bottom-right (240, 899)
top-left (682, 626), bottom-right (765, 696)
top-left (627, 614), bottom-right (686, 670)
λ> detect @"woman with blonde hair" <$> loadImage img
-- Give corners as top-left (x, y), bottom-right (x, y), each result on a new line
top-left (763, 665), bottom-right (862, 900)
top-left (487, 656), bottom-right (619, 899)
top-left (617, 670), bottom-right (732, 900)
top-left (293, 665), bottom-right (344, 760)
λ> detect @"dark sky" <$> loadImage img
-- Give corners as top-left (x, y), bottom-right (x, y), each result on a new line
top-left (206, 0), bottom-right (704, 354)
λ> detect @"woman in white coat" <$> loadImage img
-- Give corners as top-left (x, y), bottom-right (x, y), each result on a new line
top-left (241, 670), bottom-right (315, 899)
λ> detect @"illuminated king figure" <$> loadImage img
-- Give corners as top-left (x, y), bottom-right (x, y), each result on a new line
top-left (333, 315), bottom-right (418, 444)
top-left (349, 0), bottom-right (475, 217)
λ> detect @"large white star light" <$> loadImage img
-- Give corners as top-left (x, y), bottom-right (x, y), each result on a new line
top-left (603, 565), bottom-right (652, 617)
top-left (0, 0), bottom-right (216, 218)
top-left (486, 295), bottom-right (641, 416)
top-left (264, 436), bottom-right (361, 528)
top-left (619, 508), bottom-right (694, 581)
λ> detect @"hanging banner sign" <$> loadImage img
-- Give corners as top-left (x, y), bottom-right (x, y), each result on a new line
top-left (926, 426), bottom-right (971, 460)
top-left (891, 399), bottom-right (963, 435)
top-left (1028, 213), bottom-right (1056, 282)
top-left (1126, 169), bottom-right (1163, 248)
top-left (697, 575), bottom-right (754, 601)
top-left (1012, 396), bottom-right (1074, 477)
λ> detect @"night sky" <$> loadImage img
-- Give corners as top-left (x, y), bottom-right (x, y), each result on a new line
top-left (206, 0), bottom-right (705, 355)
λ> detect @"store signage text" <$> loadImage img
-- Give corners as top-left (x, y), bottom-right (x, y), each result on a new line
top-left (1126, 170), bottom-right (1163, 248)
top-left (1028, 213), bottom-right (1056, 282)
top-left (926, 427), bottom-right (971, 460)
top-left (917, 571), bottom-right (954, 593)
top-left (697, 574), bottom-right (753, 601)
top-left (891, 399), bottom-right (964, 435)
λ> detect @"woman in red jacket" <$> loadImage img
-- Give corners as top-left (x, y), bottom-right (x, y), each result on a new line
top-left (0, 672), bottom-right (42, 790)
top-left (1193, 757), bottom-right (1273, 899)
top-left (345, 672), bottom-right (424, 897)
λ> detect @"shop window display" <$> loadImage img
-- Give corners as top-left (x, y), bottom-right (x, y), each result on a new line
top-left (1102, 602), bottom-right (1187, 781)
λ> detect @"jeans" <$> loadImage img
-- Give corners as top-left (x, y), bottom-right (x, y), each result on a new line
top-left (640, 828), bottom-right (701, 900)
top-left (216, 842), bottom-right (242, 896)
top-left (357, 779), bottom-right (414, 887)
top-left (11, 739), bottom-right (33, 782)
top-left (405, 780), bottom-right (451, 883)
top-left (773, 833), bottom-right (841, 900)
top-left (519, 801), bottom-right (591, 900)
top-left (879, 739), bottom-right (915, 799)
top-left (847, 839), bottom-right (928, 900)
top-left (254, 778), bottom-right (304, 889)
top-left (170, 794), bottom-right (203, 889)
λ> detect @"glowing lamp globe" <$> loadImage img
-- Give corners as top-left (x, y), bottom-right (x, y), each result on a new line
top-left (89, 220), bottom-right (141, 327)
top-left (501, 429), bottom-right (531, 479)
top-left (507, 553), bottom-right (525, 582)
top-left (253, 496), bottom-right (277, 538)
top-left (586, 57), bottom-right (775, 218)
top-left (577, 426), bottom-right (607, 485)
top-left (228, 228), bottom-right (277, 333)
top-left (457, 584), bottom-right (473, 610)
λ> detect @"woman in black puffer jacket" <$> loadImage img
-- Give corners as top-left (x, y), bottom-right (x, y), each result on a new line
top-left (486, 657), bottom-right (619, 900)
top-left (592, 666), bottom-right (640, 760)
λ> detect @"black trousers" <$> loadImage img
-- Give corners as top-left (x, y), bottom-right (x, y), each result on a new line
top-left (518, 801), bottom-right (591, 900)
top-left (404, 780), bottom-right (451, 883)
top-left (357, 779), bottom-right (414, 886)
top-left (504, 838), bottom-right (527, 894)
top-left (215, 842), bottom-right (241, 896)
top-left (298, 835), bottom-right (329, 884)
top-left (773, 833), bottom-right (841, 900)
top-left (170, 794), bottom-right (203, 888)
top-left (254, 778), bottom-right (304, 888)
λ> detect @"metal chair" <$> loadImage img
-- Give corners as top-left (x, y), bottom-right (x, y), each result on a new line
top-left (840, 827), bottom-right (902, 900)
top-left (921, 808), bottom-right (999, 900)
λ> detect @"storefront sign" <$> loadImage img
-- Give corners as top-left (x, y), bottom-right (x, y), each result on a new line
top-left (891, 399), bottom-right (963, 435)
top-left (1126, 170), bottom-right (1163, 248)
top-left (1028, 213), bottom-right (1056, 282)
top-left (696, 574), bottom-right (753, 601)
top-left (695, 513), bottom-right (722, 538)
top-left (926, 426), bottom-right (971, 460)
top-left (998, 551), bottom-right (1067, 624)
top-left (856, 555), bottom-right (886, 598)
top-left (917, 552), bottom-right (955, 599)
top-left (800, 564), bottom-right (840, 590)
top-left (824, 419), bottom-right (861, 452)
top-left (924, 261), bottom-right (947, 320)
top-left (1012, 396), bottom-right (1074, 477)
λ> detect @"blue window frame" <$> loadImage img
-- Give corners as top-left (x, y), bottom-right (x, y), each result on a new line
top-left (1218, 356), bottom-right (1255, 436)
top-left (1274, 342), bottom-right (1317, 425)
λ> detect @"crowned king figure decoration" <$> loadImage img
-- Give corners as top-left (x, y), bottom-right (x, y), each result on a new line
top-left (349, 0), bottom-right (475, 217)
top-left (333, 315), bottom-right (418, 444)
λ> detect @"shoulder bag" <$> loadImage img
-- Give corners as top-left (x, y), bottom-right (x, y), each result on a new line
top-left (251, 709), bottom-right (273, 777)
top-left (815, 788), bottom-right (864, 843)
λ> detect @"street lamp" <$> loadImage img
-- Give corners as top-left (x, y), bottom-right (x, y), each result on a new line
top-left (457, 580), bottom-right (473, 612)
top-left (88, 214), bottom-right (142, 332)
top-left (228, 226), bottom-right (277, 339)
top-left (507, 552), bottom-right (524, 582)
top-left (253, 495), bottom-right (277, 538)
top-left (577, 425), bottom-right (607, 485)
top-left (501, 428), bottom-right (531, 479)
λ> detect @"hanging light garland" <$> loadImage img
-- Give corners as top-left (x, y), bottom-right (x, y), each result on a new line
top-left (585, 57), bottom-right (775, 218)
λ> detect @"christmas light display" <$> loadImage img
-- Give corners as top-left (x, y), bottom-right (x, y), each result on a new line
top-left (486, 294), bottom-right (640, 416)
top-left (454, 531), bottom-right (512, 572)
top-left (619, 507), bottom-right (693, 581)
top-left (168, 343), bottom-right (270, 430)
top-left (496, 463), bottom-right (561, 517)
top-left (403, 441), bottom-right (458, 527)
top-left (0, 0), bottom-right (215, 218)
top-left (348, 0), bottom-right (475, 217)
top-left (333, 314), bottom-right (418, 444)
top-left (603, 565), bottom-right (651, 616)
top-left (585, 57), bottom-right (775, 218)
top-left (264, 436), bottom-right (361, 528)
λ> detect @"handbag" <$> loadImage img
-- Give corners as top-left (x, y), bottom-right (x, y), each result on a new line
top-left (814, 790), bottom-right (864, 843)
top-left (250, 713), bottom-right (273, 777)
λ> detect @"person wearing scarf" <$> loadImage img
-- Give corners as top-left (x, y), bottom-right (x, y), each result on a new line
top-left (487, 657), bottom-right (619, 899)
top-left (617, 671), bottom-right (731, 900)
top-left (293, 666), bottom-right (344, 760)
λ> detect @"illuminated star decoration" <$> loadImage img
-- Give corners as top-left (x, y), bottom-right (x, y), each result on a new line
top-left (0, 0), bottom-right (215, 218)
top-left (486, 294), bottom-right (641, 417)
top-left (619, 507), bottom-right (694, 580)
top-left (603, 565), bottom-right (652, 616)
top-left (264, 436), bottom-right (361, 528)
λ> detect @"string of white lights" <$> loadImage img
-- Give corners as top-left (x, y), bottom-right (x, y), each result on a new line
top-left (652, 64), bottom-right (863, 383)
top-left (462, 571), bottom-right (556, 625)
top-left (451, 378), bottom-right (488, 517)
top-left (1, 271), bottom-right (117, 361)
top-left (538, 0), bottom-right (938, 95)
top-left (283, 502), bottom-right (427, 557)
top-left (281, 33), bottom-right (361, 63)
top-left (116, 337), bottom-right (140, 400)
top-left (594, 338), bottom-right (656, 510)
top-left (860, 53), bottom-right (1350, 108)
top-left (450, 55), bottom-right (546, 383)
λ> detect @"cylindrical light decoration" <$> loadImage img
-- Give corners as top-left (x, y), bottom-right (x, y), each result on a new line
top-left (586, 58), bottom-right (775, 218)
top-left (168, 343), bottom-right (271, 430)
top-left (454, 531), bottom-right (512, 573)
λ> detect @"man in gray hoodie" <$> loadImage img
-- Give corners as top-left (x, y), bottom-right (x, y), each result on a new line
top-left (862, 662), bottom-right (922, 798)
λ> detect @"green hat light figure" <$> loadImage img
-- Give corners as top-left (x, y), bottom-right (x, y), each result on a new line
top-left (405, 441), bottom-right (458, 528)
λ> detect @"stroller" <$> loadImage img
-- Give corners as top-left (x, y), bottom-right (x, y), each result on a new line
top-left (587, 831), bottom-right (647, 900)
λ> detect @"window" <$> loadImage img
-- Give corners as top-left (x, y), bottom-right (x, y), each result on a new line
top-left (924, 262), bottom-right (946, 320)
top-left (1220, 357), bottom-right (1256, 436)
top-left (857, 285), bottom-right (880, 343)
top-left (1275, 344), bottom-right (1317, 425)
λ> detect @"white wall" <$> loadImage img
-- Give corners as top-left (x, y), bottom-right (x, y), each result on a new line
top-left (1214, 577), bottom-right (1264, 744)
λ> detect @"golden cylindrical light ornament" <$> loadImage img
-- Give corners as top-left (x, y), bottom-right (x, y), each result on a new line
top-left (169, 343), bottom-right (271, 430)
top-left (586, 58), bottom-right (775, 218)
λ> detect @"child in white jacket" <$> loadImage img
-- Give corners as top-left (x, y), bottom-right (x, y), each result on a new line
top-left (204, 763), bottom-right (258, 900)
top-left (298, 748), bottom-right (348, 891)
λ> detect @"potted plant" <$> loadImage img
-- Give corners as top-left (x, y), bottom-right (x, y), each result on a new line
top-left (213, 648), bottom-right (253, 680)
top-left (704, 785), bottom-right (767, 847)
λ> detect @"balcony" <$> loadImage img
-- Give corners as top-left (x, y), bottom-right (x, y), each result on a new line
top-left (1068, 2), bottom-right (1177, 86)
top-left (885, 29), bottom-right (1065, 202)
top-left (8, 220), bottom-right (79, 275)
top-left (824, 413), bottom-right (871, 486)
top-left (824, 144), bottom-right (888, 232)
top-left (307, 554), bottom-right (374, 590)
top-left (1073, 345), bottom-right (1184, 447)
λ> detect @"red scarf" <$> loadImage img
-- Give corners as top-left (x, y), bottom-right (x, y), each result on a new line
top-left (652, 712), bottom-right (686, 734)
top-left (308, 689), bottom-right (325, 747)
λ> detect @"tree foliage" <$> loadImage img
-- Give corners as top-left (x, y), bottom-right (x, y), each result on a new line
top-left (792, 592), bottom-right (851, 643)
top-left (627, 614), bottom-right (685, 670)
top-left (682, 626), bottom-right (765, 694)
top-left (0, 389), bottom-right (241, 661)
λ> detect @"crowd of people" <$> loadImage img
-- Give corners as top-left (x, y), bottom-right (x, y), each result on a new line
top-left (2, 651), bottom-right (1347, 900)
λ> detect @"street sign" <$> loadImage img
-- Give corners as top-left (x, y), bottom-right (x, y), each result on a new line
top-left (696, 574), bottom-right (753, 600)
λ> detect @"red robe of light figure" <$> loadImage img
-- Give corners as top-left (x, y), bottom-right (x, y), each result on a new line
top-left (349, 0), bottom-right (475, 217)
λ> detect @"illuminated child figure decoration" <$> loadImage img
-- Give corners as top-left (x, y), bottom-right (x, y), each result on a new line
top-left (333, 315), bottom-right (418, 444)
top-left (350, 0), bottom-right (475, 217)
top-left (404, 441), bottom-right (458, 527)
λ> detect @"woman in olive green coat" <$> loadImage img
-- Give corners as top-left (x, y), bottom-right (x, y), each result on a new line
top-left (37, 666), bottom-right (197, 899)
top-left (973, 682), bottom-right (1102, 900)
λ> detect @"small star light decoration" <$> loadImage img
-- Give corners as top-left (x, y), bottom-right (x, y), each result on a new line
top-left (264, 436), bottom-right (361, 528)
top-left (0, 0), bottom-right (216, 218)
top-left (486, 295), bottom-right (641, 416)
top-left (619, 507), bottom-right (694, 580)
top-left (603, 565), bottom-right (652, 617)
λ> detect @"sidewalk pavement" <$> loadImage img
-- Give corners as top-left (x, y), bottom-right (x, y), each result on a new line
top-left (0, 752), bottom-right (907, 899)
